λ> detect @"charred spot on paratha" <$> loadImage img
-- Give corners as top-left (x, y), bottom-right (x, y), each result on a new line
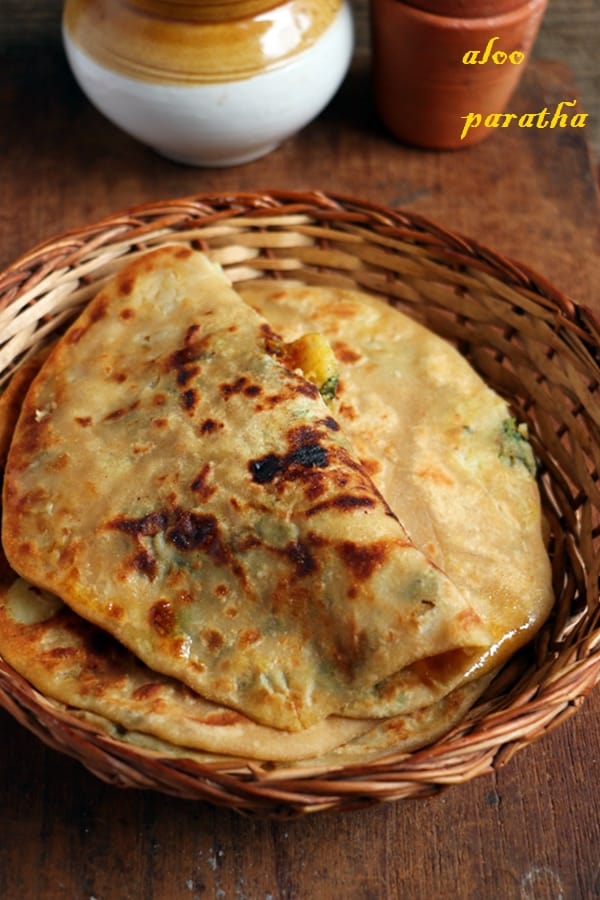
top-left (149, 599), bottom-right (175, 636)
top-left (249, 443), bottom-right (329, 485)
top-left (284, 540), bottom-right (318, 578)
top-left (337, 540), bottom-right (393, 581)
top-left (220, 376), bottom-right (262, 400)
top-left (133, 549), bottom-right (158, 580)
top-left (198, 418), bottom-right (223, 435)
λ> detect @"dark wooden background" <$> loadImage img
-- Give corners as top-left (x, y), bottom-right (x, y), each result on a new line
top-left (1, 3), bottom-right (599, 898)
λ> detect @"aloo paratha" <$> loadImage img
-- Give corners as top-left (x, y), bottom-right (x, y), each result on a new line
top-left (241, 283), bottom-right (554, 717)
top-left (0, 570), bottom-right (493, 766)
top-left (2, 247), bottom-right (493, 732)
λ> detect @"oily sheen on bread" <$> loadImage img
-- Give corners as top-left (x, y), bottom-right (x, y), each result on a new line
top-left (0, 571), bottom-right (497, 765)
top-left (0, 576), bottom-right (374, 761)
top-left (0, 362), bottom-right (373, 763)
top-left (0, 247), bottom-right (553, 766)
top-left (2, 247), bottom-right (496, 733)
top-left (240, 283), bottom-right (554, 716)
top-left (0, 352), bottom-right (489, 766)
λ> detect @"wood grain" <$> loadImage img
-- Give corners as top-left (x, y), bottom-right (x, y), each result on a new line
top-left (0, 7), bottom-right (599, 900)
top-left (1, 699), bottom-right (600, 897)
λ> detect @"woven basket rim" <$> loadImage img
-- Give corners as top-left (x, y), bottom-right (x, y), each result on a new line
top-left (0, 189), bottom-right (598, 817)
top-left (1, 188), bottom-right (584, 305)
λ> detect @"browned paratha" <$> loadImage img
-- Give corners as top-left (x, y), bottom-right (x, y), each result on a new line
top-left (0, 575), bottom-right (374, 761)
top-left (2, 247), bottom-right (495, 733)
top-left (0, 345), bottom-right (489, 765)
top-left (0, 570), bottom-right (496, 765)
top-left (240, 283), bottom-right (554, 717)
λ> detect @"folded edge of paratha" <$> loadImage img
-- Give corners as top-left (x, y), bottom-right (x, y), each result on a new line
top-left (2, 247), bottom-right (495, 731)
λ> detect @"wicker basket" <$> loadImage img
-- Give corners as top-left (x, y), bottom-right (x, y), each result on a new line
top-left (0, 190), bottom-right (598, 817)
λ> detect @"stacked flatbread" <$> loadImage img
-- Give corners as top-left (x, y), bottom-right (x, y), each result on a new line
top-left (0, 246), bottom-right (553, 768)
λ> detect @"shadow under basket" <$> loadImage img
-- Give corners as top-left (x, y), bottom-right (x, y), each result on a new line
top-left (0, 190), bottom-right (598, 817)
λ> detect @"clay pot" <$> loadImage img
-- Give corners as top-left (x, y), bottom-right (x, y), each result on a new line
top-left (369, 0), bottom-right (548, 149)
top-left (62, 0), bottom-right (354, 166)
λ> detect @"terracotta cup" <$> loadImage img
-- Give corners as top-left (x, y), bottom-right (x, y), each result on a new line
top-left (369, 0), bottom-right (548, 149)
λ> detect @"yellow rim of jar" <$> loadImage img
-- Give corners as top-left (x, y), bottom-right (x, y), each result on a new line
top-left (64, 0), bottom-right (344, 84)
top-left (124, 1), bottom-right (284, 21)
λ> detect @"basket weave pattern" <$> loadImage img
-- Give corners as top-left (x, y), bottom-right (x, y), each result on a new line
top-left (0, 191), bottom-right (598, 816)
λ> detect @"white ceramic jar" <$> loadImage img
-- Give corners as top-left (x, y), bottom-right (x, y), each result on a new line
top-left (62, 0), bottom-right (354, 167)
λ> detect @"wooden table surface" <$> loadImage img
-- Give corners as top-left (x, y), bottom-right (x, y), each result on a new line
top-left (1, 6), bottom-right (599, 899)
